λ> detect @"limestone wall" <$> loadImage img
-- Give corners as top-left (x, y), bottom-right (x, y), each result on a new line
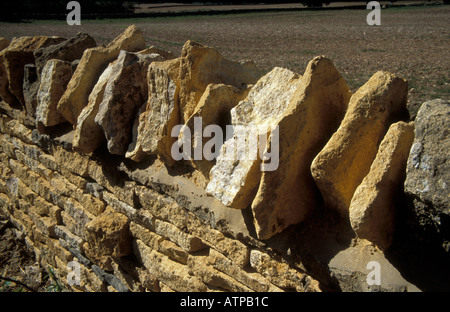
top-left (0, 25), bottom-right (448, 292)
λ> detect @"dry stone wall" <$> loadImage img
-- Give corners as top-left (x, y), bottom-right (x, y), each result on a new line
top-left (0, 25), bottom-right (448, 292)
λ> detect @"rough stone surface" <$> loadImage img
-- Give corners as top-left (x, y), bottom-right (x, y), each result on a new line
top-left (22, 64), bottom-right (39, 117)
top-left (133, 239), bottom-right (207, 292)
top-left (33, 32), bottom-right (96, 78)
top-left (208, 248), bottom-right (282, 292)
top-left (206, 67), bottom-right (301, 209)
top-left (126, 57), bottom-right (181, 163)
top-left (0, 36), bottom-right (65, 108)
top-left (187, 253), bottom-right (252, 291)
top-left (178, 40), bottom-right (261, 123)
top-left (141, 46), bottom-right (176, 60)
top-left (85, 207), bottom-right (132, 272)
top-left (2, 32), bottom-right (447, 292)
top-left (179, 83), bottom-right (250, 178)
top-left (72, 61), bottom-right (115, 154)
top-left (250, 249), bottom-right (321, 292)
top-left (251, 56), bottom-right (352, 240)
top-left (350, 121), bottom-right (415, 250)
top-left (311, 71), bottom-right (409, 217)
top-left (404, 99), bottom-right (450, 252)
top-left (95, 50), bottom-right (164, 155)
top-left (57, 25), bottom-right (145, 124)
top-left (36, 59), bottom-right (72, 128)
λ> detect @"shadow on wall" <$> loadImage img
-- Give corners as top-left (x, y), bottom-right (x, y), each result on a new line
top-left (385, 192), bottom-right (450, 291)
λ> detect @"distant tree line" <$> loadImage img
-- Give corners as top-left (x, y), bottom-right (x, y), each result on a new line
top-left (0, 0), bottom-right (135, 21)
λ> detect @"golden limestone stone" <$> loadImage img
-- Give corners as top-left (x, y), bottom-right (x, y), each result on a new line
top-left (251, 56), bottom-right (351, 240)
top-left (73, 59), bottom-right (116, 154)
top-left (57, 25), bottom-right (145, 124)
top-left (0, 37), bottom-right (10, 51)
top-left (0, 36), bottom-right (65, 108)
top-left (178, 40), bottom-right (261, 123)
top-left (206, 67), bottom-right (302, 210)
top-left (349, 121), bottom-right (414, 250)
top-left (311, 71), bottom-right (408, 217)
top-left (94, 51), bottom-right (164, 155)
top-left (36, 59), bottom-right (72, 128)
top-left (179, 83), bottom-right (250, 178)
top-left (85, 207), bottom-right (131, 272)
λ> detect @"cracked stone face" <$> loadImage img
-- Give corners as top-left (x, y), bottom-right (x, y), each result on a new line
top-left (404, 99), bottom-right (450, 252)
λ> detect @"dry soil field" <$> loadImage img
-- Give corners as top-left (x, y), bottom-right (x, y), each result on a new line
top-left (0, 4), bottom-right (449, 114)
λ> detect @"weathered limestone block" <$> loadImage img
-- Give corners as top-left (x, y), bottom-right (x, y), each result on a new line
top-left (57, 25), bottom-right (145, 124)
top-left (56, 197), bottom-right (94, 240)
top-left (187, 254), bottom-right (252, 292)
top-left (178, 83), bottom-right (250, 177)
top-left (19, 33), bottom-right (96, 118)
top-left (16, 179), bottom-right (37, 204)
top-left (80, 262), bottom-right (107, 292)
top-left (33, 32), bottom-right (96, 77)
top-left (130, 221), bottom-right (163, 247)
top-left (250, 249), bottom-right (321, 292)
top-left (95, 51), bottom-right (164, 155)
top-left (90, 264), bottom-right (129, 292)
top-left (0, 37), bottom-right (10, 51)
top-left (4, 118), bottom-right (34, 144)
top-left (140, 46), bottom-right (176, 60)
top-left (110, 261), bottom-right (145, 292)
top-left (349, 121), bottom-right (415, 250)
top-left (53, 145), bottom-right (90, 177)
top-left (178, 40), bottom-right (262, 123)
top-left (206, 67), bottom-right (302, 209)
top-left (11, 208), bottom-right (34, 236)
top-left (134, 267), bottom-right (160, 292)
top-left (36, 59), bottom-right (72, 128)
top-left (208, 248), bottom-right (281, 292)
top-left (136, 183), bottom-right (250, 268)
top-left (311, 71), bottom-right (408, 217)
top-left (2, 50), bottom-right (34, 106)
top-left (133, 239), bottom-right (207, 291)
top-left (33, 196), bottom-right (62, 224)
top-left (22, 64), bottom-right (39, 117)
top-left (404, 99), bottom-right (450, 252)
top-left (126, 57), bottom-right (181, 163)
top-left (130, 222), bottom-right (189, 264)
top-left (154, 218), bottom-right (207, 253)
top-left (52, 239), bottom-right (74, 265)
top-left (8, 159), bottom-right (38, 191)
top-left (0, 36), bottom-right (65, 107)
top-left (29, 211), bottom-right (57, 238)
top-left (54, 225), bottom-right (84, 252)
top-left (251, 56), bottom-right (352, 240)
top-left (73, 61), bottom-right (115, 154)
top-left (0, 133), bottom-right (16, 159)
top-left (85, 207), bottom-right (132, 271)
top-left (103, 191), bottom-right (155, 231)
top-left (0, 56), bottom-right (17, 106)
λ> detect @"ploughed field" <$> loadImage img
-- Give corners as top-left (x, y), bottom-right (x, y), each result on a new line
top-left (1, 4), bottom-right (448, 116)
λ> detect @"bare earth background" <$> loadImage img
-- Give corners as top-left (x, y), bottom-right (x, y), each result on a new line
top-left (0, 3), bottom-right (449, 117)
top-left (0, 2), bottom-right (449, 291)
